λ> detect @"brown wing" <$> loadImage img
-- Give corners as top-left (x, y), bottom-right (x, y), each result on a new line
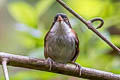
top-left (44, 22), bottom-right (55, 59)
top-left (71, 30), bottom-right (79, 62)
top-left (44, 34), bottom-right (49, 59)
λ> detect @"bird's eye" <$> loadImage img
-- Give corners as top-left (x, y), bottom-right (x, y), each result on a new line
top-left (64, 18), bottom-right (69, 25)
top-left (61, 15), bottom-right (66, 19)
top-left (64, 18), bottom-right (68, 21)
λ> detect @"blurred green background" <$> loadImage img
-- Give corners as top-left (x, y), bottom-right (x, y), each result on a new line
top-left (0, 0), bottom-right (120, 80)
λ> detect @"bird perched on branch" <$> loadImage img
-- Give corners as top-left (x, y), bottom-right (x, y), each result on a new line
top-left (44, 13), bottom-right (80, 73)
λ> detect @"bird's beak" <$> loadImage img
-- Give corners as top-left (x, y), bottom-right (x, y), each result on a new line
top-left (57, 16), bottom-right (63, 22)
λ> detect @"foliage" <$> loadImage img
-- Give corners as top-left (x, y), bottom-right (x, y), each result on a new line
top-left (0, 0), bottom-right (120, 80)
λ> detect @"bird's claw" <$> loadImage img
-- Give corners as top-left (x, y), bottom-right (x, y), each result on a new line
top-left (45, 58), bottom-right (54, 71)
top-left (72, 62), bottom-right (81, 76)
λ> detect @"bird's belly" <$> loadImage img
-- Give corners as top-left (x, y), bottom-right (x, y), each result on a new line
top-left (47, 33), bottom-right (75, 63)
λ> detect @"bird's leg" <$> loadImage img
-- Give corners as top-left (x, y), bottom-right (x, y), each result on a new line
top-left (70, 62), bottom-right (81, 76)
top-left (45, 57), bottom-right (54, 71)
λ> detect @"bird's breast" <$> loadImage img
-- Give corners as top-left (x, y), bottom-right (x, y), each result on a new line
top-left (47, 32), bottom-right (76, 63)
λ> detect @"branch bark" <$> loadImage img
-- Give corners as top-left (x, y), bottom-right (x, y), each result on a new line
top-left (0, 52), bottom-right (120, 80)
top-left (2, 58), bottom-right (9, 80)
top-left (56, 0), bottom-right (120, 53)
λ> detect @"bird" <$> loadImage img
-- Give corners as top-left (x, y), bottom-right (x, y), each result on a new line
top-left (44, 13), bottom-right (80, 72)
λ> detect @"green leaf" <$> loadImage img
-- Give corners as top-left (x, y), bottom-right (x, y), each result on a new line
top-left (12, 71), bottom-right (57, 80)
top-left (36, 0), bottom-right (55, 17)
top-left (67, 0), bottom-right (104, 19)
top-left (111, 35), bottom-right (120, 46)
top-left (8, 2), bottom-right (37, 27)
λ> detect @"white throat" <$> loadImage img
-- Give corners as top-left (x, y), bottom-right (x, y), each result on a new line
top-left (50, 21), bottom-right (71, 35)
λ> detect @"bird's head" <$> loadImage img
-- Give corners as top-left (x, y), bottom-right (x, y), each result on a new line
top-left (50, 13), bottom-right (72, 34)
top-left (53, 13), bottom-right (71, 28)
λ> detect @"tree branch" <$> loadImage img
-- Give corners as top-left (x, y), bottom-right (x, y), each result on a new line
top-left (2, 58), bottom-right (9, 80)
top-left (0, 52), bottom-right (120, 80)
top-left (56, 0), bottom-right (120, 53)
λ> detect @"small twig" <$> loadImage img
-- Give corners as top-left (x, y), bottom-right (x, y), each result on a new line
top-left (2, 58), bottom-right (9, 80)
top-left (56, 0), bottom-right (120, 53)
top-left (0, 52), bottom-right (120, 80)
top-left (89, 18), bottom-right (104, 29)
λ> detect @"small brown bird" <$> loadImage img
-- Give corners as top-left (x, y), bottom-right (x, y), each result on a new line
top-left (44, 13), bottom-right (80, 70)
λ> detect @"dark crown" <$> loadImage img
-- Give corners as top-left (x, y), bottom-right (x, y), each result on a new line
top-left (54, 13), bottom-right (67, 21)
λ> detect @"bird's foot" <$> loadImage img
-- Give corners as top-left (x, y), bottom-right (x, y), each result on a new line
top-left (71, 62), bottom-right (81, 76)
top-left (45, 58), bottom-right (54, 71)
